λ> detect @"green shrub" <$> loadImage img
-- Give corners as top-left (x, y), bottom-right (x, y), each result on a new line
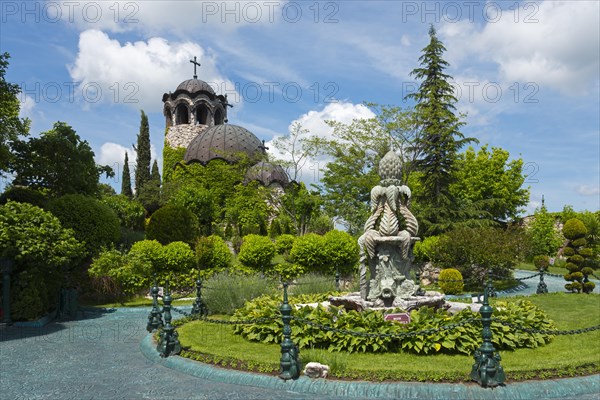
top-left (568, 255), bottom-right (584, 265)
top-left (562, 247), bottom-right (576, 257)
top-left (413, 236), bottom-right (440, 262)
top-left (275, 234), bottom-right (296, 257)
top-left (231, 297), bottom-right (555, 355)
top-left (48, 194), bottom-right (120, 257)
top-left (432, 227), bottom-right (528, 284)
top-left (323, 230), bottom-right (359, 275)
top-left (101, 195), bottom-right (146, 230)
top-left (238, 234), bottom-right (276, 272)
top-left (167, 184), bottom-right (216, 235)
top-left (0, 186), bottom-right (47, 208)
top-left (146, 204), bottom-right (199, 245)
top-left (438, 268), bottom-right (464, 294)
top-left (89, 248), bottom-right (143, 295)
top-left (272, 262), bottom-right (305, 281)
top-left (572, 238), bottom-right (588, 248)
top-left (563, 218), bottom-right (588, 240)
top-left (290, 233), bottom-right (327, 272)
top-left (533, 255), bottom-right (550, 270)
top-left (202, 270), bottom-right (277, 315)
top-left (578, 248), bottom-right (594, 258)
top-left (583, 282), bottom-right (596, 292)
top-left (0, 201), bottom-right (84, 320)
top-left (195, 235), bottom-right (232, 272)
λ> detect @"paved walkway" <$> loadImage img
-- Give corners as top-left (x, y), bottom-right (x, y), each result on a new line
top-left (1, 271), bottom-right (598, 400)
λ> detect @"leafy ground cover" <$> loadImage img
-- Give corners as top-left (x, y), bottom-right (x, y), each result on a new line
top-left (176, 293), bottom-right (600, 382)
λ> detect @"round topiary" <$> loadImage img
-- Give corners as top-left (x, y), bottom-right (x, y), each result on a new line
top-left (324, 229), bottom-right (360, 275)
top-left (562, 218), bottom-right (587, 240)
top-left (565, 263), bottom-right (580, 272)
top-left (568, 255), bottom-right (585, 265)
top-left (195, 235), bottom-right (232, 272)
top-left (0, 186), bottom-right (48, 208)
top-left (562, 247), bottom-right (576, 257)
top-left (275, 234), bottom-right (296, 257)
top-left (48, 194), bottom-right (121, 257)
top-left (290, 233), bottom-right (327, 273)
top-left (583, 282), bottom-right (596, 293)
top-left (146, 204), bottom-right (199, 245)
top-left (438, 268), bottom-right (464, 295)
top-left (578, 248), bottom-right (594, 258)
top-left (572, 238), bottom-right (588, 248)
top-left (238, 234), bottom-right (276, 272)
top-left (533, 255), bottom-right (550, 270)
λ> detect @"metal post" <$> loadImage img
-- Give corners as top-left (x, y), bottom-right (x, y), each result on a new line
top-left (146, 275), bottom-right (164, 332)
top-left (191, 276), bottom-right (208, 316)
top-left (536, 268), bottom-right (548, 294)
top-left (470, 270), bottom-right (505, 387)
top-left (335, 267), bottom-right (340, 291)
top-left (1, 258), bottom-right (13, 325)
top-left (157, 280), bottom-right (181, 357)
top-left (279, 282), bottom-right (300, 380)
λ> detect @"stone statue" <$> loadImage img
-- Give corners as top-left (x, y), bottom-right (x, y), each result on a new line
top-left (358, 150), bottom-right (419, 306)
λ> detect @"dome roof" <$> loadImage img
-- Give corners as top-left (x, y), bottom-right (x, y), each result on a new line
top-left (245, 161), bottom-right (290, 187)
top-left (176, 78), bottom-right (215, 95)
top-left (184, 124), bottom-right (264, 164)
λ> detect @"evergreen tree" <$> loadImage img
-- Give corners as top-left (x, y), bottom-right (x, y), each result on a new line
top-left (121, 152), bottom-right (133, 198)
top-left (150, 159), bottom-right (161, 184)
top-left (134, 110), bottom-right (151, 196)
top-left (406, 25), bottom-right (477, 235)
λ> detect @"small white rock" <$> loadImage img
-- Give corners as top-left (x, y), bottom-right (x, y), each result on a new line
top-left (303, 362), bottom-right (330, 379)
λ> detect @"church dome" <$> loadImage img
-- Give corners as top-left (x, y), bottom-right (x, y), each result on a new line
top-left (176, 78), bottom-right (215, 95)
top-left (245, 161), bottom-right (290, 187)
top-left (184, 124), bottom-right (265, 165)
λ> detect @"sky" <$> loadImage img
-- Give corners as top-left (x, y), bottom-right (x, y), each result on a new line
top-left (1, 0), bottom-right (599, 215)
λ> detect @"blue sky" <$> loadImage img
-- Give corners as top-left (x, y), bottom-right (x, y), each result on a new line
top-left (1, 0), bottom-right (599, 215)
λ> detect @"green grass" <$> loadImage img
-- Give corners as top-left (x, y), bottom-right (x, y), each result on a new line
top-left (518, 262), bottom-right (568, 275)
top-left (177, 292), bottom-right (600, 382)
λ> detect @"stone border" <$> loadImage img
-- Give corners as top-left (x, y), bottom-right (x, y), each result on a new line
top-left (140, 334), bottom-right (599, 399)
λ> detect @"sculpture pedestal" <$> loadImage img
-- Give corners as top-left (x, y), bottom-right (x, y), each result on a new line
top-left (330, 291), bottom-right (445, 312)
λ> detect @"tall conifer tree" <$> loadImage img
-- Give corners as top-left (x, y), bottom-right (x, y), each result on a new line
top-left (121, 152), bottom-right (133, 198)
top-left (134, 110), bottom-right (151, 196)
top-left (407, 25), bottom-right (476, 235)
top-left (150, 159), bottom-right (161, 184)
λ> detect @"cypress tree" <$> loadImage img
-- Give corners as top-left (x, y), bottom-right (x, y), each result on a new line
top-left (150, 159), bottom-right (161, 184)
top-left (134, 110), bottom-right (151, 196)
top-left (406, 25), bottom-right (476, 235)
top-left (121, 152), bottom-right (133, 198)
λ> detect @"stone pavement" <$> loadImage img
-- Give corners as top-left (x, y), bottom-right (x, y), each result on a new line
top-left (0, 271), bottom-right (598, 400)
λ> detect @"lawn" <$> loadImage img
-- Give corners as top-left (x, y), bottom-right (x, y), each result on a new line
top-left (176, 292), bottom-right (600, 382)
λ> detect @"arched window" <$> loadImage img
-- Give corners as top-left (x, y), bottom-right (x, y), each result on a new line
top-left (214, 108), bottom-right (224, 125)
top-left (175, 104), bottom-right (189, 124)
top-left (195, 104), bottom-right (209, 125)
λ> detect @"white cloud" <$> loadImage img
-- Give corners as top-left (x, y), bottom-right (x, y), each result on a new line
top-left (56, 1), bottom-right (287, 35)
top-left (18, 94), bottom-right (36, 119)
top-left (576, 185), bottom-right (600, 197)
top-left (266, 102), bottom-right (375, 184)
top-left (440, 1), bottom-right (600, 95)
top-left (95, 142), bottom-right (159, 179)
top-left (68, 30), bottom-right (239, 111)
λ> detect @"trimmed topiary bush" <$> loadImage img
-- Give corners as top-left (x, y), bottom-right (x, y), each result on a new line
top-left (563, 218), bottom-right (595, 293)
top-left (195, 235), bottom-right (232, 273)
top-left (48, 194), bottom-right (120, 258)
top-left (238, 234), bottom-right (276, 273)
top-left (275, 234), bottom-right (296, 257)
top-left (290, 233), bottom-right (327, 272)
top-left (323, 230), bottom-right (359, 275)
top-left (146, 204), bottom-right (199, 245)
top-left (563, 218), bottom-right (588, 240)
top-left (533, 255), bottom-right (550, 270)
top-left (438, 268), bottom-right (464, 295)
top-left (0, 186), bottom-right (47, 208)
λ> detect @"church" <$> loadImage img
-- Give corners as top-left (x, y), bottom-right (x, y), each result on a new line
top-left (162, 57), bottom-right (289, 188)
